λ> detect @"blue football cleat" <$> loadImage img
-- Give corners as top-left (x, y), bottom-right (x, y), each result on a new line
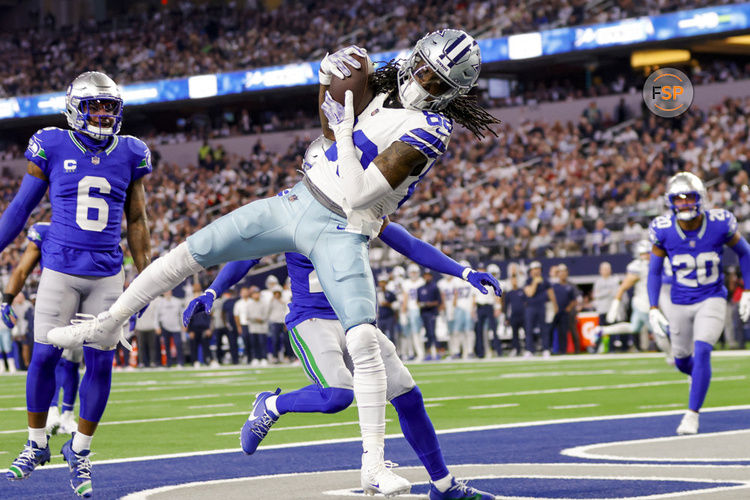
top-left (5, 438), bottom-right (51, 480)
top-left (429, 478), bottom-right (496, 499)
top-left (61, 437), bottom-right (93, 498)
top-left (240, 387), bottom-right (281, 455)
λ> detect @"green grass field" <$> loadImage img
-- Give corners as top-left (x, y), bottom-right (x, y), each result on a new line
top-left (1, 353), bottom-right (749, 464)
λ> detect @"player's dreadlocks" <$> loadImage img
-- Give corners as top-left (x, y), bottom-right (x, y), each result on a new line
top-left (369, 60), bottom-right (501, 139)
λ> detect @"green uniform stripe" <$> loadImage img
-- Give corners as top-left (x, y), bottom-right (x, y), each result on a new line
top-left (291, 328), bottom-right (329, 388)
top-left (288, 331), bottom-right (312, 381)
top-left (105, 135), bottom-right (118, 155)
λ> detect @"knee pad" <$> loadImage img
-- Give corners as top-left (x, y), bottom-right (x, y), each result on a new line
top-left (346, 323), bottom-right (381, 367)
top-left (319, 387), bottom-right (354, 413)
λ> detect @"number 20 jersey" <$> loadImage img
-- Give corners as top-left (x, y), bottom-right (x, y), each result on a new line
top-left (24, 127), bottom-right (152, 276)
top-left (304, 93), bottom-right (452, 238)
top-left (649, 209), bottom-right (737, 305)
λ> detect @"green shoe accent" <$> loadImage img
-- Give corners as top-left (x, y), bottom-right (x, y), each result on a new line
top-left (76, 480), bottom-right (92, 496)
top-left (8, 465), bottom-right (23, 478)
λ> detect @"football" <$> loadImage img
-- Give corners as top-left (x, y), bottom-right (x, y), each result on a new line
top-left (327, 53), bottom-right (375, 117)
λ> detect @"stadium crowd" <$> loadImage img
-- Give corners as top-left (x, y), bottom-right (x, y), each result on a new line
top-left (0, 0), bottom-right (735, 98)
top-left (1, 92), bottom-right (750, 372)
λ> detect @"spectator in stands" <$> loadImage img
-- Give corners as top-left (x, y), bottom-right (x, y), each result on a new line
top-left (590, 219), bottom-right (612, 255)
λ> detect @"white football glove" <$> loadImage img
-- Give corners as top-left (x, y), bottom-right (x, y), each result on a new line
top-left (321, 90), bottom-right (354, 140)
top-left (319, 45), bottom-right (368, 85)
top-left (648, 308), bottom-right (669, 338)
top-left (739, 290), bottom-right (750, 322)
top-left (606, 298), bottom-right (620, 324)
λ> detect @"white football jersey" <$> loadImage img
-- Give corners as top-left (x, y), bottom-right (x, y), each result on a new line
top-left (402, 277), bottom-right (425, 311)
top-left (437, 277), bottom-right (456, 316)
top-left (304, 93), bottom-right (453, 237)
top-left (626, 257), bottom-right (650, 313)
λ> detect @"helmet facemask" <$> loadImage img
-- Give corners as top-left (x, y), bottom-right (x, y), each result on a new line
top-left (65, 71), bottom-right (123, 141)
top-left (665, 172), bottom-right (707, 222)
top-left (398, 54), bottom-right (461, 111)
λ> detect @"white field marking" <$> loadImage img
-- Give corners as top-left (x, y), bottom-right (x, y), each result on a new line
top-left (638, 403), bottom-right (684, 409)
top-left (109, 391), bottom-right (267, 405)
top-left (422, 375), bottom-right (746, 403)
top-left (108, 379), bottom-right (288, 394)
top-left (549, 403), bottom-right (600, 410)
top-left (499, 370), bottom-right (616, 378)
top-left (121, 466), bottom-right (750, 500)
top-left (187, 403), bottom-right (235, 409)
top-left (6, 406), bottom-right (750, 474)
top-left (469, 403), bottom-right (519, 410)
top-left (214, 419), bottom-right (393, 436)
top-left (0, 406), bottom-right (26, 412)
top-left (561, 428), bottom-right (750, 462)
top-left (422, 403), bottom-right (443, 408)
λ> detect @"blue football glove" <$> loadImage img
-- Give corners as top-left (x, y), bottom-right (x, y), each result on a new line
top-left (466, 270), bottom-right (503, 297)
top-left (128, 314), bottom-right (137, 332)
top-left (183, 290), bottom-right (216, 328)
top-left (137, 304), bottom-right (149, 318)
top-left (1, 301), bottom-right (17, 329)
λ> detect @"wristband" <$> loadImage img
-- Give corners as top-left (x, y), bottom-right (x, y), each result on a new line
top-left (461, 268), bottom-right (472, 281)
top-left (206, 289), bottom-right (217, 299)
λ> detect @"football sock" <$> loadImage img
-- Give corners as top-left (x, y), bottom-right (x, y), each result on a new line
top-left (391, 386), bottom-right (450, 481)
top-left (28, 427), bottom-right (47, 448)
top-left (72, 431), bottom-right (93, 453)
top-left (275, 385), bottom-right (353, 415)
top-left (60, 359), bottom-right (80, 413)
top-left (109, 242), bottom-right (203, 323)
top-left (433, 474), bottom-right (454, 492)
top-left (78, 347), bottom-right (114, 422)
top-left (346, 324), bottom-right (387, 453)
top-left (674, 355), bottom-right (694, 376)
top-left (26, 342), bottom-right (63, 413)
top-left (689, 341), bottom-right (712, 412)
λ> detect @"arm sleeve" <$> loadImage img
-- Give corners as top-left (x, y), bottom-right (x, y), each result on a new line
top-left (731, 235), bottom-right (750, 288)
top-left (380, 222), bottom-right (464, 278)
top-left (647, 254), bottom-right (664, 308)
top-left (207, 260), bottom-right (259, 296)
top-left (0, 175), bottom-right (48, 253)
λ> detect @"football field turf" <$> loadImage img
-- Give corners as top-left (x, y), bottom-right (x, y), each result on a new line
top-left (1, 352), bottom-right (749, 464)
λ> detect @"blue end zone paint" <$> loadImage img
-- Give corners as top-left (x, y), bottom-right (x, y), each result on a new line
top-left (2, 408), bottom-right (750, 500)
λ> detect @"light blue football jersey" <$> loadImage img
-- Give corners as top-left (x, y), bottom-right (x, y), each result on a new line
top-left (649, 209), bottom-right (737, 305)
top-left (24, 127), bottom-right (151, 276)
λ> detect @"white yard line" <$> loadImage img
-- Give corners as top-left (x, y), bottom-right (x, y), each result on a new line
top-left (468, 403), bottom-right (519, 410)
top-left (550, 403), bottom-right (600, 410)
top-left (188, 403), bottom-right (236, 409)
top-left (215, 419), bottom-right (392, 436)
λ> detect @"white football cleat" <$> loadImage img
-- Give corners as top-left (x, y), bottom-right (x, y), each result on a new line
top-left (676, 410), bottom-right (699, 435)
top-left (45, 406), bottom-right (61, 435)
top-left (361, 449), bottom-right (410, 497)
top-left (59, 411), bottom-right (78, 434)
top-left (47, 312), bottom-right (120, 350)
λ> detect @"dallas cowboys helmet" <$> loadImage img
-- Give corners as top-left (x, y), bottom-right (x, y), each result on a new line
top-left (397, 29), bottom-right (481, 111)
top-left (665, 172), bottom-right (707, 221)
top-left (634, 239), bottom-right (651, 257)
top-left (65, 71), bottom-right (123, 140)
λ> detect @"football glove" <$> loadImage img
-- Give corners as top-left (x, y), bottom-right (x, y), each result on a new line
top-left (648, 308), bottom-right (669, 338)
top-left (463, 268), bottom-right (502, 297)
top-left (739, 290), bottom-right (750, 322)
top-left (319, 45), bottom-right (367, 85)
top-left (606, 298), bottom-right (620, 324)
top-left (183, 289), bottom-right (217, 328)
top-left (322, 90), bottom-right (355, 140)
top-left (1, 301), bottom-right (17, 329)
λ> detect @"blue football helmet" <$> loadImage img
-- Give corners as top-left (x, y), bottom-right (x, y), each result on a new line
top-left (665, 172), bottom-right (707, 221)
top-left (65, 71), bottom-right (123, 140)
top-left (397, 29), bottom-right (480, 111)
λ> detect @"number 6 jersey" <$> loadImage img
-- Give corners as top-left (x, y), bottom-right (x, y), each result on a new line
top-left (24, 127), bottom-right (152, 276)
top-left (649, 208), bottom-right (737, 305)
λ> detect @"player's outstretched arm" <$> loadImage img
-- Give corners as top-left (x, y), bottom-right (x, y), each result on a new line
top-left (379, 221), bottom-right (501, 297)
top-left (3, 240), bottom-right (41, 300)
top-left (182, 260), bottom-right (259, 327)
top-left (728, 232), bottom-right (750, 321)
top-left (125, 177), bottom-right (151, 273)
top-left (0, 163), bottom-right (48, 254)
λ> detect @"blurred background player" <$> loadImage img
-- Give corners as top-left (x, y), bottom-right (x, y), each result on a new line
top-left (503, 271), bottom-right (526, 357)
top-left (0, 71), bottom-right (152, 499)
top-left (377, 274), bottom-right (398, 345)
top-left (417, 269), bottom-right (442, 360)
top-left (523, 261), bottom-right (558, 358)
top-left (401, 263), bottom-right (425, 361)
top-left (648, 172), bottom-right (750, 435)
top-left (592, 261), bottom-right (620, 352)
top-left (597, 240), bottom-right (671, 357)
top-left (549, 264), bottom-right (580, 355)
top-left (154, 289), bottom-right (186, 368)
top-left (183, 217), bottom-right (501, 499)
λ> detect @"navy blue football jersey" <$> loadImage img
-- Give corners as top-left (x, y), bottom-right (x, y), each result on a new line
top-left (24, 127), bottom-right (151, 276)
top-left (284, 252), bottom-right (338, 329)
top-left (649, 209), bottom-right (737, 305)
